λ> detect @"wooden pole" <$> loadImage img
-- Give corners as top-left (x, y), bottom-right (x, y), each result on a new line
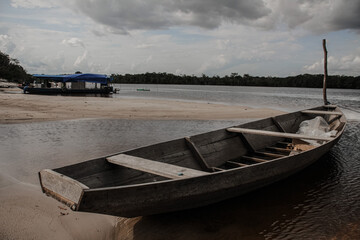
top-left (323, 39), bottom-right (329, 105)
top-left (227, 127), bottom-right (334, 141)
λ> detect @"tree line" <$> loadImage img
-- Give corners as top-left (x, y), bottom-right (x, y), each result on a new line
top-left (1, 51), bottom-right (359, 88)
top-left (0, 51), bottom-right (32, 83)
top-left (111, 72), bottom-right (360, 89)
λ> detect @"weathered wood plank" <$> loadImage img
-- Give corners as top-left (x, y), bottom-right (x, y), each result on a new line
top-left (107, 154), bottom-right (209, 179)
top-left (266, 146), bottom-right (292, 153)
top-left (255, 151), bottom-right (286, 158)
top-left (328, 114), bottom-right (342, 124)
top-left (184, 137), bottom-right (213, 172)
top-left (272, 117), bottom-right (286, 132)
top-left (238, 133), bottom-right (256, 152)
top-left (301, 110), bottom-right (343, 116)
top-left (226, 160), bottom-right (248, 167)
top-left (241, 156), bottom-right (268, 163)
top-left (212, 167), bottom-right (225, 171)
top-left (323, 104), bottom-right (337, 108)
top-left (227, 127), bottom-right (334, 141)
top-left (39, 169), bottom-right (89, 209)
top-left (190, 130), bottom-right (248, 167)
top-left (236, 118), bottom-right (287, 152)
top-left (125, 139), bottom-right (203, 170)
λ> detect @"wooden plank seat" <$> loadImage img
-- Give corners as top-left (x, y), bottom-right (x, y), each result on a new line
top-left (301, 110), bottom-right (343, 116)
top-left (266, 146), bottom-right (292, 153)
top-left (227, 127), bottom-right (334, 141)
top-left (107, 154), bottom-right (209, 179)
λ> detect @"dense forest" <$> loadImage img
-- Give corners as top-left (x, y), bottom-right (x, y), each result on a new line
top-left (0, 51), bottom-right (32, 83)
top-left (1, 50), bottom-right (359, 88)
top-left (111, 72), bottom-right (360, 89)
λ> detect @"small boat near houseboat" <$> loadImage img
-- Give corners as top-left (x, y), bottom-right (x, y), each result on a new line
top-left (39, 105), bottom-right (346, 217)
top-left (24, 73), bottom-right (114, 95)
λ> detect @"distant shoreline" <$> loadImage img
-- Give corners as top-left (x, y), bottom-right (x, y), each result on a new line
top-left (110, 73), bottom-right (360, 89)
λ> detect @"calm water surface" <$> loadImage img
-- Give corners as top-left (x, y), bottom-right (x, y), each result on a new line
top-left (114, 84), bottom-right (360, 114)
top-left (1, 85), bottom-right (359, 239)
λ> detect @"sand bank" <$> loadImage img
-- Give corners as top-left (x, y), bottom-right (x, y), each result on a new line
top-left (0, 91), bottom-right (284, 124)
top-left (0, 171), bottom-right (117, 240)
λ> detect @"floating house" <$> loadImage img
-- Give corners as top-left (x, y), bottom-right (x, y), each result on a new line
top-left (24, 73), bottom-right (114, 95)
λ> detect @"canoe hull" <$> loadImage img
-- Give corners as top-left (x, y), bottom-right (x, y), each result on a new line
top-left (39, 105), bottom-right (346, 217)
top-left (78, 137), bottom-right (338, 217)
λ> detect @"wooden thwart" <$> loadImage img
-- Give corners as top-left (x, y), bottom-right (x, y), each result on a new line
top-left (227, 127), bottom-right (334, 141)
top-left (107, 154), bottom-right (209, 179)
top-left (301, 110), bottom-right (343, 116)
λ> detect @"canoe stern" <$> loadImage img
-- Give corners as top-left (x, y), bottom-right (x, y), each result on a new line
top-left (39, 169), bottom-right (89, 210)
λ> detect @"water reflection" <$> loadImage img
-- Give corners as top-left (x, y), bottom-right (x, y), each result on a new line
top-left (0, 119), bottom-right (241, 184)
top-left (112, 84), bottom-right (360, 115)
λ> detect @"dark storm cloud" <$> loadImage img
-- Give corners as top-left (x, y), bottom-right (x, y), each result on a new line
top-left (70, 0), bottom-right (271, 33)
top-left (66, 0), bottom-right (360, 34)
top-left (330, 0), bottom-right (360, 31)
top-left (274, 0), bottom-right (360, 33)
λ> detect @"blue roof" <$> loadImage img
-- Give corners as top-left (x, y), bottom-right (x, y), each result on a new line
top-left (33, 74), bottom-right (110, 84)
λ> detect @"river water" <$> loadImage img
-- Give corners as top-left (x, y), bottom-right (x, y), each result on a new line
top-left (1, 85), bottom-right (359, 239)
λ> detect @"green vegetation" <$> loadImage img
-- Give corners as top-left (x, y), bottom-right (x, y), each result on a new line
top-left (1, 50), bottom-right (359, 88)
top-left (111, 72), bottom-right (360, 89)
top-left (0, 51), bottom-right (32, 83)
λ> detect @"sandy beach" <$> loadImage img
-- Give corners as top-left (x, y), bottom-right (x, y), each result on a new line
top-left (0, 89), bottom-right (284, 124)
top-left (0, 90), bottom-right (284, 240)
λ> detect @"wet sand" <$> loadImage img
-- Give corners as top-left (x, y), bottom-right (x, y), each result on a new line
top-left (0, 90), bottom-right (284, 240)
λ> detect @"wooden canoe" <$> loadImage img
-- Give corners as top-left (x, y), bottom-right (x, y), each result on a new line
top-left (39, 105), bottom-right (346, 217)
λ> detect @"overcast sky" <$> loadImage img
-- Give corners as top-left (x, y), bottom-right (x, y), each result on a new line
top-left (1, 0), bottom-right (359, 77)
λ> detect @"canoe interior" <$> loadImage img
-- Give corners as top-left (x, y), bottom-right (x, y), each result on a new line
top-left (51, 105), bottom-right (345, 190)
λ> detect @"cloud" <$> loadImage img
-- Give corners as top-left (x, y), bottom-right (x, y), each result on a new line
top-left (74, 50), bottom-right (88, 67)
top-left (4, 0), bottom-right (360, 77)
top-left (330, 0), bottom-right (360, 31)
top-left (198, 54), bottom-right (228, 74)
top-left (58, 0), bottom-right (360, 35)
top-left (264, 0), bottom-right (360, 33)
top-left (9, 0), bottom-right (360, 35)
top-left (135, 44), bottom-right (154, 49)
top-left (0, 35), bottom-right (16, 53)
top-left (62, 38), bottom-right (85, 48)
top-left (8, 0), bottom-right (360, 35)
top-left (10, 0), bottom-right (58, 8)
top-left (304, 53), bottom-right (360, 76)
top-left (67, 0), bottom-right (271, 33)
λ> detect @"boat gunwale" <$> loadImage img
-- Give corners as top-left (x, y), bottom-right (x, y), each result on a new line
top-left (81, 106), bottom-right (346, 192)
